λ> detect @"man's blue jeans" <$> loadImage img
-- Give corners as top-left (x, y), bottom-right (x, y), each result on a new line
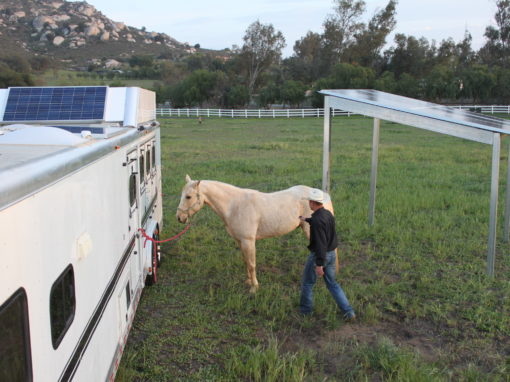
top-left (300, 250), bottom-right (355, 317)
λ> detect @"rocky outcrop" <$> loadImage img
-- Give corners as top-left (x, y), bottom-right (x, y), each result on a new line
top-left (0, 0), bottom-right (186, 54)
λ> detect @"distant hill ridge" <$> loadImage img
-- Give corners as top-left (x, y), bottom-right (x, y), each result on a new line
top-left (0, 0), bottom-right (197, 66)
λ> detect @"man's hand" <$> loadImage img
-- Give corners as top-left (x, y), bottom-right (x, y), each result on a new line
top-left (299, 215), bottom-right (306, 222)
top-left (315, 265), bottom-right (324, 276)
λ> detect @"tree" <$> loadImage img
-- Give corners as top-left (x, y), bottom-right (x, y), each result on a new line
top-left (423, 65), bottom-right (458, 101)
top-left (384, 34), bottom-right (433, 78)
top-left (29, 56), bottom-right (55, 72)
top-left (374, 71), bottom-right (397, 93)
top-left (169, 70), bottom-right (225, 107)
top-left (311, 63), bottom-right (375, 106)
top-left (224, 85), bottom-right (250, 108)
top-left (345, 0), bottom-right (398, 70)
top-left (257, 82), bottom-right (281, 108)
top-left (320, 0), bottom-right (366, 73)
top-left (129, 55), bottom-right (154, 68)
top-left (460, 64), bottom-right (496, 103)
top-left (0, 55), bottom-right (31, 74)
top-left (289, 31), bottom-right (323, 81)
top-left (0, 63), bottom-right (34, 87)
top-left (492, 66), bottom-right (510, 103)
top-left (240, 20), bottom-right (286, 96)
top-left (394, 73), bottom-right (421, 98)
top-left (280, 80), bottom-right (307, 107)
top-left (479, 0), bottom-right (510, 67)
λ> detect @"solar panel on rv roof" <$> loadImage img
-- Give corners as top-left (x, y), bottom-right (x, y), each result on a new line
top-left (3, 86), bottom-right (107, 122)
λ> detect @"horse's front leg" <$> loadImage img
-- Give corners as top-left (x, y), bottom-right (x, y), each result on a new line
top-left (239, 238), bottom-right (258, 293)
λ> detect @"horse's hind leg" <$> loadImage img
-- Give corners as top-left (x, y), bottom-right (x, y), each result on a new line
top-left (239, 239), bottom-right (258, 293)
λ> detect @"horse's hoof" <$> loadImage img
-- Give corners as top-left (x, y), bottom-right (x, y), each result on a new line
top-left (249, 285), bottom-right (259, 294)
top-left (245, 279), bottom-right (252, 286)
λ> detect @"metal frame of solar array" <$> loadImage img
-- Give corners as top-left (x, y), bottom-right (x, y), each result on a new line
top-left (3, 86), bottom-right (107, 122)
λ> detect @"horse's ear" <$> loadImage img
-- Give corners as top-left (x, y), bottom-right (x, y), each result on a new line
top-left (185, 174), bottom-right (192, 183)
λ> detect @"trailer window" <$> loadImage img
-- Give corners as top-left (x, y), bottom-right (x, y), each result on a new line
top-left (125, 281), bottom-right (131, 309)
top-left (0, 288), bottom-right (33, 382)
top-left (140, 155), bottom-right (145, 180)
top-left (129, 173), bottom-right (137, 207)
top-left (50, 265), bottom-right (75, 349)
top-left (146, 149), bottom-right (151, 174)
top-left (151, 146), bottom-right (156, 169)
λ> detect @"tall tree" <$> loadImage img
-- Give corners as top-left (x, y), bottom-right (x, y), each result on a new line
top-left (320, 0), bottom-right (366, 73)
top-left (479, 0), bottom-right (510, 67)
top-left (345, 0), bottom-right (398, 70)
top-left (289, 31), bottom-right (323, 81)
top-left (384, 34), bottom-right (434, 78)
top-left (240, 20), bottom-right (286, 95)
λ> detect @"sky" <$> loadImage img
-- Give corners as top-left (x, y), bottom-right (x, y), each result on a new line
top-left (80, 0), bottom-right (498, 57)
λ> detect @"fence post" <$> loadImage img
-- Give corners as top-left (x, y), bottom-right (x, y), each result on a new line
top-left (232, 109), bottom-right (234, 118)
top-left (245, 109), bottom-right (248, 118)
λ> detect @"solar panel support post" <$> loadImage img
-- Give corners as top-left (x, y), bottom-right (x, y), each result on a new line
top-left (322, 97), bottom-right (332, 194)
top-left (369, 118), bottom-right (380, 226)
top-left (487, 132), bottom-right (500, 277)
top-left (504, 139), bottom-right (510, 242)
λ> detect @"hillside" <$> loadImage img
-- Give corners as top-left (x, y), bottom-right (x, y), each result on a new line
top-left (0, 0), bottom-right (198, 68)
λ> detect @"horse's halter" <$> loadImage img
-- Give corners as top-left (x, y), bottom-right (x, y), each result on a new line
top-left (177, 181), bottom-right (202, 219)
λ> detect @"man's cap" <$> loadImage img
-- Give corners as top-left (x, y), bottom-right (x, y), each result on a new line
top-left (308, 188), bottom-right (324, 203)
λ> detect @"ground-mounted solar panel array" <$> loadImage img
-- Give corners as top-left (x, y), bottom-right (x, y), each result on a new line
top-left (3, 86), bottom-right (107, 122)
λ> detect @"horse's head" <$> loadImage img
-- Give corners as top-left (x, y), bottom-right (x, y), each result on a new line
top-left (176, 175), bottom-right (204, 223)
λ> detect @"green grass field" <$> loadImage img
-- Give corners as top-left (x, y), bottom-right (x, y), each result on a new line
top-left (35, 69), bottom-right (157, 88)
top-left (117, 116), bottom-right (510, 381)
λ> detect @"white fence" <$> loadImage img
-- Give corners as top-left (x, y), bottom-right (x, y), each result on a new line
top-left (156, 105), bottom-right (510, 119)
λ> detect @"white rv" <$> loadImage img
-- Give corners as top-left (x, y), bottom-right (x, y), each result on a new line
top-left (0, 86), bottom-right (163, 381)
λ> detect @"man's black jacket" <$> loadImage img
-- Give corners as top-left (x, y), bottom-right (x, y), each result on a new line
top-left (305, 207), bottom-right (338, 266)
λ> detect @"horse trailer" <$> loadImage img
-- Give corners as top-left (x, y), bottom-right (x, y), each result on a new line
top-left (0, 86), bottom-right (163, 381)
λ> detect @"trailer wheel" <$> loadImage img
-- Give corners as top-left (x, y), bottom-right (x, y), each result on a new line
top-left (145, 241), bottom-right (158, 286)
top-left (153, 231), bottom-right (162, 267)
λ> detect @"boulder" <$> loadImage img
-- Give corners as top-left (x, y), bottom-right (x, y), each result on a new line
top-left (78, 4), bottom-right (96, 17)
top-left (112, 22), bottom-right (125, 32)
top-left (84, 25), bottom-right (100, 36)
top-left (33, 15), bottom-right (56, 32)
top-left (53, 36), bottom-right (65, 46)
top-left (51, 1), bottom-right (64, 9)
top-left (105, 59), bottom-right (121, 68)
top-left (100, 31), bottom-right (110, 41)
top-left (53, 14), bottom-right (71, 22)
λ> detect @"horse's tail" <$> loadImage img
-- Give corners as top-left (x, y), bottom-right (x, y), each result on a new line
top-left (323, 193), bottom-right (340, 274)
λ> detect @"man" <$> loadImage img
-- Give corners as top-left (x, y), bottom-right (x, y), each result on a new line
top-left (298, 189), bottom-right (356, 321)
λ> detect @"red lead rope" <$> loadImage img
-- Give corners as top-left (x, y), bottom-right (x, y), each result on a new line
top-left (138, 224), bottom-right (191, 248)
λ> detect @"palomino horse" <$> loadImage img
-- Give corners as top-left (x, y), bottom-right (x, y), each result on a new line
top-left (176, 175), bottom-right (338, 293)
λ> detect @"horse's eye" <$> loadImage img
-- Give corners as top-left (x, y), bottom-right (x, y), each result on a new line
top-left (186, 195), bottom-right (191, 199)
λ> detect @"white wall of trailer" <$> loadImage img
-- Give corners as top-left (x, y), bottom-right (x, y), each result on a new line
top-left (0, 127), bottom-right (162, 382)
